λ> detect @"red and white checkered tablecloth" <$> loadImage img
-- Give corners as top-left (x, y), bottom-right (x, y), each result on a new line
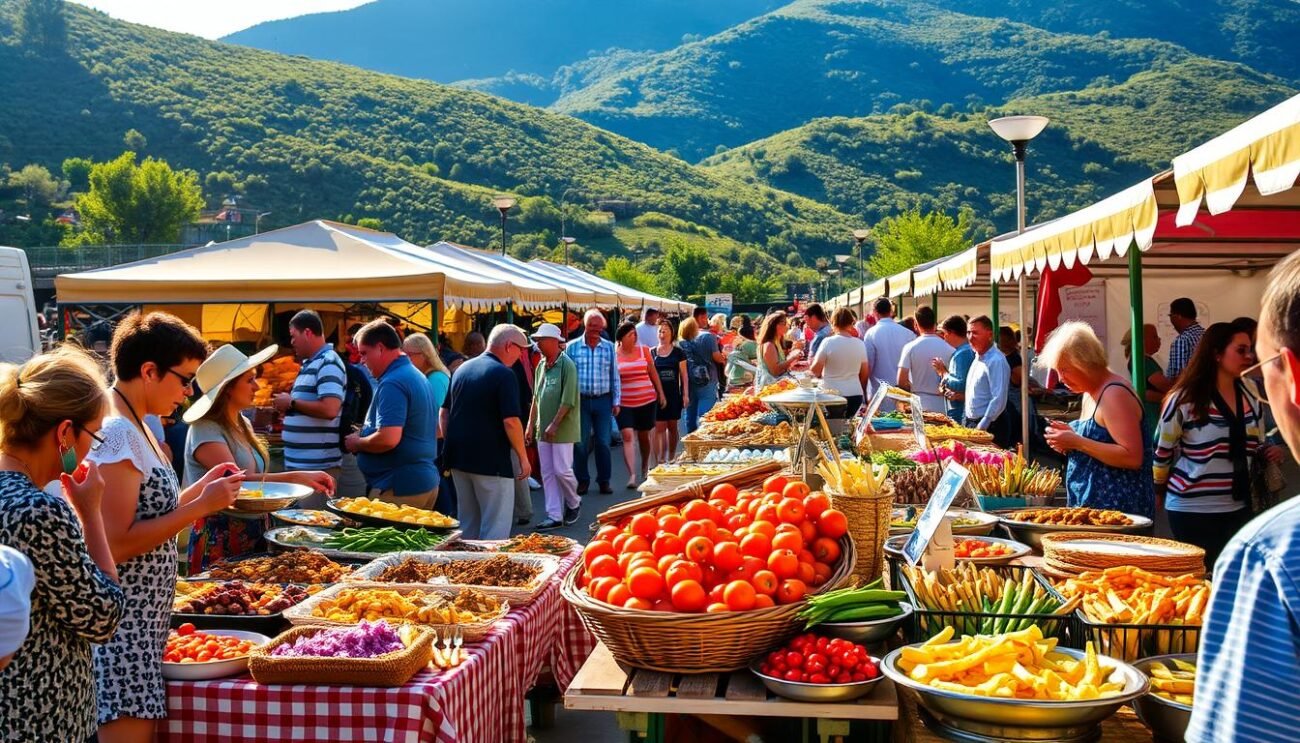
top-left (159, 549), bottom-right (594, 743)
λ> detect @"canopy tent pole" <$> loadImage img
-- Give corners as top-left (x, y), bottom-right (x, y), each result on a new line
top-left (991, 280), bottom-right (1000, 330)
top-left (431, 301), bottom-right (439, 345)
top-left (1016, 155), bottom-right (1031, 459)
top-left (931, 293), bottom-right (939, 314)
top-left (1128, 244), bottom-right (1146, 400)
top-left (507, 302), bottom-right (514, 324)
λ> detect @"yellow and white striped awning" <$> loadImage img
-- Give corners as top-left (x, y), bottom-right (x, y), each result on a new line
top-left (989, 179), bottom-right (1158, 282)
top-left (912, 265), bottom-right (942, 298)
top-left (862, 279), bottom-right (888, 303)
top-left (886, 269), bottom-right (912, 297)
top-left (939, 246), bottom-right (980, 291)
top-left (1173, 93), bottom-right (1300, 226)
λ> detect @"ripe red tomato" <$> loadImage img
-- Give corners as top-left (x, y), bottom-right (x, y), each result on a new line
top-left (652, 534), bottom-right (684, 559)
top-left (763, 475), bottom-right (789, 494)
top-left (803, 492), bottom-right (831, 519)
top-left (811, 537), bottom-right (841, 563)
top-left (710, 482), bottom-right (739, 504)
top-left (817, 509), bottom-right (849, 539)
top-left (712, 541), bottom-right (743, 573)
top-left (670, 580), bottom-right (708, 612)
top-left (723, 580), bottom-right (757, 611)
top-left (782, 481), bottom-right (811, 500)
top-left (630, 512), bottom-right (658, 539)
top-left (767, 549), bottom-right (799, 579)
top-left (776, 578), bottom-right (807, 604)
top-left (751, 570), bottom-right (778, 596)
top-left (685, 536), bottom-right (713, 562)
top-left (588, 554), bottom-right (621, 579)
top-left (740, 532), bottom-right (771, 559)
top-left (583, 540), bottom-right (615, 569)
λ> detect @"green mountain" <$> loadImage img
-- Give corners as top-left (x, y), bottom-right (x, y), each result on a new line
top-left (701, 59), bottom-right (1297, 240)
top-left (554, 0), bottom-right (1248, 161)
top-left (929, 0), bottom-right (1300, 83)
top-left (0, 2), bottom-right (855, 277)
top-left (223, 0), bottom-right (784, 106)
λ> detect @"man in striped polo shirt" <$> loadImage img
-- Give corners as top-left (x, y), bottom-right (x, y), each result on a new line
top-left (275, 310), bottom-right (347, 506)
top-left (1186, 253), bottom-right (1300, 743)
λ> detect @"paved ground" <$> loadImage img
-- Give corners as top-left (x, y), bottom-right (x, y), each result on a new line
top-left (509, 438), bottom-right (653, 542)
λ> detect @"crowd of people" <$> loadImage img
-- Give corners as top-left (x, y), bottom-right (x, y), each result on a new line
top-left (3, 274), bottom-right (1299, 740)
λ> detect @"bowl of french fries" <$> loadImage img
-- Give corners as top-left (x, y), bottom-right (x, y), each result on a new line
top-left (882, 625), bottom-right (1149, 732)
top-left (1132, 653), bottom-right (1196, 742)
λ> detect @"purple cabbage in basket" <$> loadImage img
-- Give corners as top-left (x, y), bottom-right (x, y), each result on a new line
top-left (271, 620), bottom-right (405, 658)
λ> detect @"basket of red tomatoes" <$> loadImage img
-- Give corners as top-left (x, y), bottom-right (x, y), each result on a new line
top-left (561, 472), bottom-right (855, 673)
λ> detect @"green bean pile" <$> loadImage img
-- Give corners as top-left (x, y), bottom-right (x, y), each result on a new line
top-left (323, 526), bottom-right (446, 553)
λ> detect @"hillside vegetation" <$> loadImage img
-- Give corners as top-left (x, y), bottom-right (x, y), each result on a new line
top-left (702, 58), bottom-right (1296, 239)
top-left (0, 2), bottom-right (855, 281)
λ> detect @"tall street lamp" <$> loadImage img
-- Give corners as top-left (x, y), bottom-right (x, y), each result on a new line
top-left (827, 268), bottom-right (841, 296)
top-left (852, 229), bottom-right (869, 316)
top-left (560, 236), bottom-right (576, 266)
top-left (255, 211), bottom-right (271, 234)
top-left (988, 114), bottom-right (1049, 456)
top-left (492, 195), bottom-right (517, 255)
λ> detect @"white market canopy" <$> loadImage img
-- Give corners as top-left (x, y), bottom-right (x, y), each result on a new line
top-left (529, 260), bottom-right (694, 314)
top-left (56, 220), bottom-right (514, 308)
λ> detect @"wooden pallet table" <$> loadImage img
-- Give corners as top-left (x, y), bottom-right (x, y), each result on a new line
top-left (566, 642), bottom-right (899, 743)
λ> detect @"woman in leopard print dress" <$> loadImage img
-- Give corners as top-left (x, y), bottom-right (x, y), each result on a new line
top-left (0, 347), bottom-right (125, 743)
top-left (92, 314), bottom-right (245, 743)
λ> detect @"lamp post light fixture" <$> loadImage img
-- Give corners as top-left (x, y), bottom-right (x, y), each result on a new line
top-left (560, 236), bottom-right (577, 266)
top-left (255, 211), bottom-right (271, 234)
top-left (852, 229), bottom-right (869, 315)
top-left (988, 114), bottom-right (1049, 456)
top-left (827, 268), bottom-right (841, 296)
top-left (492, 195), bottom-right (517, 255)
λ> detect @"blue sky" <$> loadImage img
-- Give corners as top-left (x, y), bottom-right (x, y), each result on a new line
top-left (69, 1), bottom-right (373, 39)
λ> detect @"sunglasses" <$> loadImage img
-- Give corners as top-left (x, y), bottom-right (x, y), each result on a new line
top-left (77, 425), bottom-right (106, 451)
top-left (165, 368), bottom-right (196, 388)
top-left (1240, 350), bottom-right (1283, 382)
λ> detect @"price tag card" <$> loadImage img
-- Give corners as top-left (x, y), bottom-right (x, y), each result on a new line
top-left (862, 383), bottom-right (890, 426)
top-left (903, 461), bottom-right (971, 566)
top-left (909, 394), bottom-right (929, 449)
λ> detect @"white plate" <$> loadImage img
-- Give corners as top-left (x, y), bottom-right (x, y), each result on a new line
top-left (161, 629), bottom-right (270, 681)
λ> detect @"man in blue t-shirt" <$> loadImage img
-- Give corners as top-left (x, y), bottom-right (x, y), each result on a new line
top-left (343, 320), bottom-right (439, 509)
top-left (442, 324), bottom-right (533, 540)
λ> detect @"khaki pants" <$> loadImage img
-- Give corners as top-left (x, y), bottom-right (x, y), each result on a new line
top-left (368, 487), bottom-right (438, 511)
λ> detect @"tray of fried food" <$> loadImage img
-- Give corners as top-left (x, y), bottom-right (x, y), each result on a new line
top-left (285, 584), bottom-right (509, 640)
top-left (196, 550), bottom-right (353, 584)
top-left (347, 552), bottom-right (559, 605)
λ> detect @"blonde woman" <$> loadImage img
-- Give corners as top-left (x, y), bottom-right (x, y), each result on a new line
top-left (1039, 322), bottom-right (1153, 518)
top-left (0, 347), bottom-right (124, 741)
top-left (183, 345), bottom-right (335, 572)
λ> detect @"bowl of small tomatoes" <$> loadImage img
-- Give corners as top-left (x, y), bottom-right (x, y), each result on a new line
top-left (161, 623), bottom-right (268, 680)
top-left (751, 633), bottom-right (885, 702)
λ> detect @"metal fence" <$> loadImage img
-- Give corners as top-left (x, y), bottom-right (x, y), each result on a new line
top-left (25, 244), bottom-right (192, 278)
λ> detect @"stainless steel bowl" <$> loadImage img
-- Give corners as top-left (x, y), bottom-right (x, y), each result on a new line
top-left (819, 602), bottom-right (914, 644)
top-left (882, 644), bottom-right (1149, 730)
top-left (750, 660), bottom-right (886, 703)
top-left (884, 534), bottom-right (1031, 566)
top-left (993, 510), bottom-right (1154, 552)
top-left (1132, 654), bottom-right (1195, 742)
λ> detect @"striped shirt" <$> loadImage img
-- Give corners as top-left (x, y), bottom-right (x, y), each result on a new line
top-left (616, 346), bottom-right (657, 408)
top-left (1153, 384), bottom-right (1262, 513)
top-left (566, 336), bottom-right (621, 406)
top-left (1166, 322), bottom-right (1204, 380)
top-left (282, 346), bottom-right (346, 470)
top-left (1185, 495), bottom-right (1300, 742)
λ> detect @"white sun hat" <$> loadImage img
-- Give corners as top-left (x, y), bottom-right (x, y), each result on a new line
top-left (183, 343), bottom-right (279, 423)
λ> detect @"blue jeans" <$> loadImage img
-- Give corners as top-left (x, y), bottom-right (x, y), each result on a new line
top-left (686, 382), bottom-right (719, 434)
top-left (574, 394), bottom-right (613, 486)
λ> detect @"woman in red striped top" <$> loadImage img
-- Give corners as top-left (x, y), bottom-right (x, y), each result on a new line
top-left (615, 322), bottom-right (666, 489)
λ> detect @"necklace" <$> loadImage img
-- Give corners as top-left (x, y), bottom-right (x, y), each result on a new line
top-left (0, 453), bottom-right (34, 479)
top-left (113, 387), bottom-right (169, 464)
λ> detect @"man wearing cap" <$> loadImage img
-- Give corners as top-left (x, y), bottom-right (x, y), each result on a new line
top-left (344, 320), bottom-right (440, 509)
top-left (442, 324), bottom-right (533, 539)
top-left (526, 323), bottom-right (581, 530)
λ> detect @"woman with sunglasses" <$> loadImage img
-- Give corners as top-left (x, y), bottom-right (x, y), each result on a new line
top-left (0, 347), bottom-right (125, 742)
top-left (1153, 322), bottom-right (1287, 567)
top-left (89, 313), bottom-right (246, 743)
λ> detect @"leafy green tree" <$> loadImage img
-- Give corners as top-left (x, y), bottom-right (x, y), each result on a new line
top-left (716, 272), bottom-right (778, 303)
top-left (355, 217), bottom-right (383, 230)
top-left (600, 257), bottom-right (661, 295)
top-left (61, 157), bottom-right (93, 190)
top-left (658, 240), bottom-right (715, 299)
top-left (866, 208), bottom-right (973, 278)
top-left (123, 128), bottom-right (147, 152)
top-left (68, 152), bottom-right (203, 244)
top-left (18, 0), bottom-right (66, 53)
top-left (8, 163), bottom-right (63, 207)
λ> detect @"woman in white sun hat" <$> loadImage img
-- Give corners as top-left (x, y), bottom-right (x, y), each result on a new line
top-left (182, 344), bottom-right (335, 571)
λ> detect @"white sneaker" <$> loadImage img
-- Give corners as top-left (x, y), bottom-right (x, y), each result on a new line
top-left (528, 477), bottom-right (542, 490)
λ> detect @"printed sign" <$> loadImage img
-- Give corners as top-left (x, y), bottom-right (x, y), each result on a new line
top-left (909, 394), bottom-right (929, 449)
top-left (704, 293), bottom-right (733, 316)
top-left (903, 462), bottom-right (972, 566)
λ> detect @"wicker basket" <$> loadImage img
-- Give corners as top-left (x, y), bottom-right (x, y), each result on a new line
top-left (248, 623), bottom-right (433, 686)
top-left (562, 536), bottom-right (855, 673)
top-left (346, 551), bottom-right (560, 606)
top-left (827, 481), bottom-right (894, 584)
top-left (597, 460), bottom-right (783, 524)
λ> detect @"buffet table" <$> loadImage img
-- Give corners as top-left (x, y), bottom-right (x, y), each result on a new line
top-left (158, 548), bottom-right (595, 743)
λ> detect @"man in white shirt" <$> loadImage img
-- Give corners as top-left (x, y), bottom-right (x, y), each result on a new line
top-left (635, 308), bottom-right (660, 348)
top-left (963, 315), bottom-right (1011, 443)
top-left (896, 306), bottom-right (953, 414)
top-left (862, 297), bottom-right (916, 398)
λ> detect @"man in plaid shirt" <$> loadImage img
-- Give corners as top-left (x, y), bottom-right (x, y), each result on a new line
top-left (1164, 297), bottom-right (1205, 381)
top-left (565, 310), bottom-right (621, 495)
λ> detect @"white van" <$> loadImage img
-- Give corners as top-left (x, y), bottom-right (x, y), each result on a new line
top-left (0, 247), bottom-right (40, 363)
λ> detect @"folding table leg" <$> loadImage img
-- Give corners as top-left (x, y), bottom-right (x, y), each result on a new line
top-left (816, 718), bottom-right (850, 743)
